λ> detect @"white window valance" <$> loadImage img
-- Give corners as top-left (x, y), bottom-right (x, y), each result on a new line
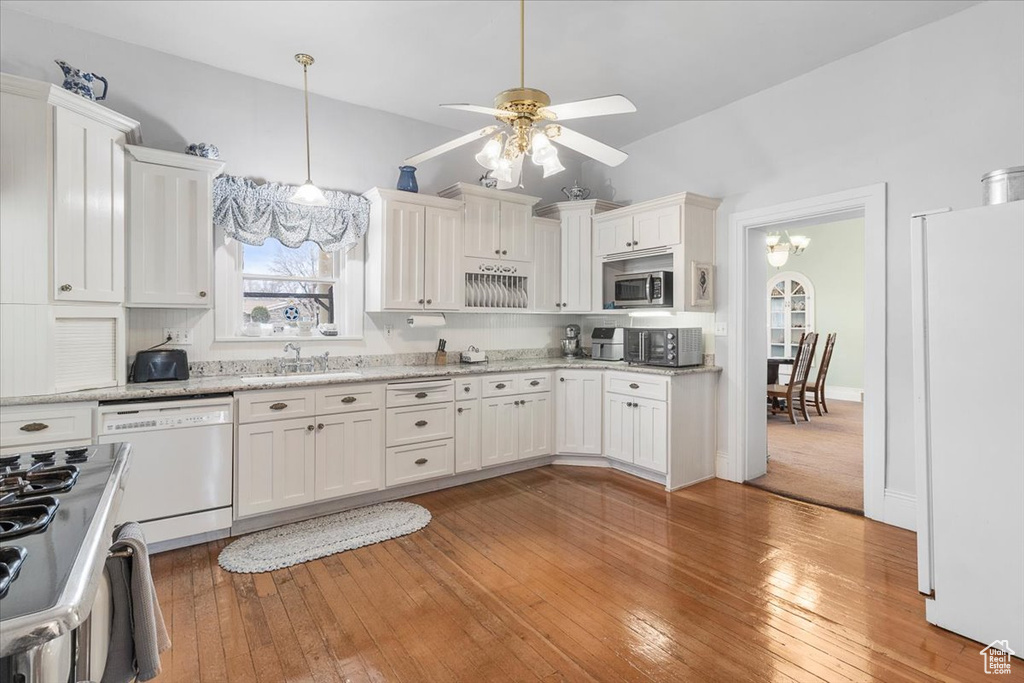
top-left (212, 175), bottom-right (369, 252)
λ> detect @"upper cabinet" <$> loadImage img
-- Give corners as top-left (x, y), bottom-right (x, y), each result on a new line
top-left (594, 204), bottom-right (683, 256)
top-left (531, 217), bottom-right (561, 312)
top-left (125, 146), bottom-right (225, 308)
top-left (1, 73), bottom-right (141, 306)
top-left (438, 183), bottom-right (540, 262)
top-left (364, 188), bottom-right (464, 312)
top-left (536, 199), bottom-right (621, 313)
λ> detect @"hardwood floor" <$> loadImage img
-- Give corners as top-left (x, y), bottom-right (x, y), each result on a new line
top-left (751, 399), bottom-right (864, 513)
top-left (149, 466), bottom-right (1018, 682)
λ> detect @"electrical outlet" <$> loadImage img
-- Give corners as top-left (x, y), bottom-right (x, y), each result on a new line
top-left (714, 322), bottom-right (728, 336)
top-left (162, 328), bottom-right (193, 345)
top-left (385, 324), bottom-right (394, 338)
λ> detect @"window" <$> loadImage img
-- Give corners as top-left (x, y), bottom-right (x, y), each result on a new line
top-left (215, 230), bottom-right (364, 340)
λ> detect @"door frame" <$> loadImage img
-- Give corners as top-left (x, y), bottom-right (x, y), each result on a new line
top-left (725, 184), bottom-right (887, 521)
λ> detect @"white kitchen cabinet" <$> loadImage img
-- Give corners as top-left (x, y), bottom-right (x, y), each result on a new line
top-left (237, 417), bottom-right (317, 517)
top-left (364, 188), bottom-right (464, 312)
top-left (424, 205), bottom-right (464, 310)
top-left (517, 393), bottom-right (552, 460)
top-left (604, 393), bottom-right (635, 463)
top-left (532, 217), bottom-right (561, 312)
top-left (438, 183), bottom-right (540, 263)
top-left (481, 396), bottom-right (519, 467)
top-left (555, 371), bottom-right (602, 455)
top-left (632, 397), bottom-right (668, 473)
top-left (125, 146), bottom-right (225, 308)
top-left (462, 194), bottom-right (501, 259)
top-left (315, 409), bottom-right (383, 501)
top-left (535, 200), bottom-right (620, 312)
top-left (455, 399), bottom-right (481, 473)
top-left (633, 206), bottom-right (682, 251)
top-left (593, 215), bottom-right (635, 257)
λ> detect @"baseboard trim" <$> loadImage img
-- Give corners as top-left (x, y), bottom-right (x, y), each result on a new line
top-left (827, 386), bottom-right (864, 402)
top-left (883, 489), bottom-right (916, 531)
top-left (716, 451), bottom-right (739, 482)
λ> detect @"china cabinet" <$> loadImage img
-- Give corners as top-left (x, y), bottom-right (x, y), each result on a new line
top-left (767, 272), bottom-right (815, 359)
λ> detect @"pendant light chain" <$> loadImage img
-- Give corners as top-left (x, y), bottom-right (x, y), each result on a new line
top-left (520, 0), bottom-right (525, 88)
top-left (302, 59), bottom-right (313, 183)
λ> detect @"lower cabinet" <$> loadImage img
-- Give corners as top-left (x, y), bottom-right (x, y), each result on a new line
top-left (554, 371), bottom-right (602, 455)
top-left (315, 410), bottom-right (383, 501)
top-left (237, 417), bottom-right (317, 517)
top-left (455, 399), bottom-right (481, 473)
top-left (481, 392), bottom-right (553, 466)
top-left (604, 393), bottom-right (668, 473)
top-left (386, 439), bottom-right (454, 487)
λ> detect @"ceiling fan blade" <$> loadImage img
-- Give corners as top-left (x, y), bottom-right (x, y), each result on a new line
top-left (539, 95), bottom-right (636, 121)
top-left (441, 103), bottom-right (511, 118)
top-left (546, 125), bottom-right (628, 167)
top-left (496, 155), bottom-right (524, 190)
top-left (404, 125), bottom-right (500, 166)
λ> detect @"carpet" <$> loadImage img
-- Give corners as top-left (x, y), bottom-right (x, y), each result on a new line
top-left (747, 399), bottom-right (864, 514)
top-left (218, 501), bottom-right (431, 573)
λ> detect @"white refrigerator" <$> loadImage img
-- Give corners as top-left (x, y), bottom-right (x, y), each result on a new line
top-left (911, 200), bottom-right (1024, 650)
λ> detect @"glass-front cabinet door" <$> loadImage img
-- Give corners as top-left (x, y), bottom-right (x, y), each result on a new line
top-left (767, 272), bottom-right (814, 359)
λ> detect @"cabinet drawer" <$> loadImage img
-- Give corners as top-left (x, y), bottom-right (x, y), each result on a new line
top-left (316, 383), bottom-right (384, 415)
top-left (482, 375), bottom-right (518, 397)
top-left (518, 372), bottom-right (552, 394)
top-left (605, 372), bottom-right (668, 401)
top-left (237, 389), bottom-right (316, 424)
top-left (386, 404), bottom-right (455, 447)
top-left (386, 379), bottom-right (454, 407)
top-left (0, 403), bottom-right (94, 450)
top-left (455, 377), bottom-right (480, 400)
top-left (386, 439), bottom-right (454, 487)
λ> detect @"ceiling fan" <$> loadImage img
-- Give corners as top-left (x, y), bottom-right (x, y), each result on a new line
top-left (404, 0), bottom-right (636, 189)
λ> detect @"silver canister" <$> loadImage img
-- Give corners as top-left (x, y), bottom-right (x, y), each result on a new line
top-left (981, 166), bottom-right (1024, 205)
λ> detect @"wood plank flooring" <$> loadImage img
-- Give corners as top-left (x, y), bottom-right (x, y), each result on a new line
top-left (149, 466), bottom-right (1019, 682)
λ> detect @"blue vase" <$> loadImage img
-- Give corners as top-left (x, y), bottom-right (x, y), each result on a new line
top-left (397, 165), bottom-right (418, 193)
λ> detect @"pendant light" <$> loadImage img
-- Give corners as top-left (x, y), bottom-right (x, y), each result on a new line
top-left (290, 53), bottom-right (329, 207)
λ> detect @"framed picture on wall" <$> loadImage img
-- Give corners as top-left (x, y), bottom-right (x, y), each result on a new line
top-left (691, 261), bottom-right (714, 307)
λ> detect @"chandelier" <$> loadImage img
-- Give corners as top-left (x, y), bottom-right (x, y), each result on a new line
top-left (765, 232), bottom-right (810, 268)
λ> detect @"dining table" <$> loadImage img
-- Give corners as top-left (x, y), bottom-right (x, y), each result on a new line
top-left (767, 357), bottom-right (795, 385)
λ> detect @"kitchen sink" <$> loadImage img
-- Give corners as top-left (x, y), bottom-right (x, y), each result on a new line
top-left (239, 372), bottom-right (363, 384)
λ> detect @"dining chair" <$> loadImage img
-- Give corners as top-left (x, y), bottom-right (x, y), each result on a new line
top-left (767, 332), bottom-right (818, 424)
top-left (806, 332), bottom-right (837, 416)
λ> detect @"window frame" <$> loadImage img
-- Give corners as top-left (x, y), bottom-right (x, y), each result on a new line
top-left (214, 227), bottom-right (364, 342)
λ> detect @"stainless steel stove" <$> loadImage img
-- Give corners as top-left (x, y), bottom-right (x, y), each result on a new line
top-left (0, 443), bottom-right (131, 683)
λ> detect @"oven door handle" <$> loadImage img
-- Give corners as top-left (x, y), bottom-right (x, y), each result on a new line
top-left (645, 274), bottom-right (654, 304)
top-left (639, 331), bottom-right (649, 362)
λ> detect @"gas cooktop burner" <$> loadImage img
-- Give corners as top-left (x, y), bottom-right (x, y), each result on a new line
top-left (0, 465), bottom-right (80, 499)
top-left (0, 546), bottom-right (28, 599)
top-left (0, 496), bottom-right (59, 541)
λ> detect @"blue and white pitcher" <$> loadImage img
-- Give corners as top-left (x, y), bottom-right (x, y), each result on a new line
top-left (55, 60), bottom-right (108, 101)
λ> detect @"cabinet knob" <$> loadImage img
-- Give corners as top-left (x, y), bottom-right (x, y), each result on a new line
top-left (317, 423), bottom-right (324, 431)
top-left (556, 303), bottom-right (562, 307)
top-left (415, 458), bottom-right (429, 465)
top-left (415, 420), bottom-right (428, 427)
top-left (633, 241), bottom-right (639, 246)
top-left (501, 250), bottom-right (507, 255)
top-left (418, 299), bottom-right (425, 304)
top-left (495, 249), bottom-right (501, 255)
top-left (562, 302), bottom-right (567, 307)
top-left (626, 242), bottom-right (631, 248)
top-left (559, 377), bottom-right (565, 382)
top-left (457, 407), bottom-right (464, 414)
top-left (626, 402), bottom-right (634, 408)
top-left (199, 291), bottom-right (207, 298)
top-left (426, 299), bottom-right (432, 304)
top-left (307, 424), bottom-right (315, 432)
top-left (269, 402), bottom-right (288, 411)
top-left (514, 400), bottom-right (520, 406)
top-left (59, 284), bottom-right (72, 292)
top-left (463, 386), bottom-right (471, 392)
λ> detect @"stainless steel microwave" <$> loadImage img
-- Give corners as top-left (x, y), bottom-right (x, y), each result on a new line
top-left (613, 271), bottom-right (673, 308)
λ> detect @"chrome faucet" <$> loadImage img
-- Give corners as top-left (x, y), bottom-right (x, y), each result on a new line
top-left (283, 342), bottom-right (302, 361)
top-left (280, 343), bottom-right (313, 374)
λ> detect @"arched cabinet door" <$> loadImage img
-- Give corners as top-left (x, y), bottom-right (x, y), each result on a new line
top-left (767, 271), bottom-right (815, 360)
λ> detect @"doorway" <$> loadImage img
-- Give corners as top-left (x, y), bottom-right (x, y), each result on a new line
top-left (724, 184), bottom-right (887, 521)
top-left (747, 217), bottom-right (866, 513)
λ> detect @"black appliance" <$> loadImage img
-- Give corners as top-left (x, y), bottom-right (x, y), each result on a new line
top-left (131, 349), bottom-right (189, 382)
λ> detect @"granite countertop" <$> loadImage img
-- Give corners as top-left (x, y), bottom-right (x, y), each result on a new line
top-left (0, 359), bottom-right (722, 406)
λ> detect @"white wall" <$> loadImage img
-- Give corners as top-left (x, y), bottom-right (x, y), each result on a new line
top-left (0, 8), bottom-right (585, 362)
top-left (583, 1), bottom-right (1024, 496)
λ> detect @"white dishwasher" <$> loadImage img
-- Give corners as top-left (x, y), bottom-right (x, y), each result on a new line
top-left (97, 396), bottom-right (234, 548)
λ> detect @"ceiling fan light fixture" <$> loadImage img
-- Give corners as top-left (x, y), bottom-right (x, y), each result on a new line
top-left (541, 154), bottom-right (565, 178)
top-left (492, 156), bottom-right (514, 183)
top-left (474, 135), bottom-right (503, 170)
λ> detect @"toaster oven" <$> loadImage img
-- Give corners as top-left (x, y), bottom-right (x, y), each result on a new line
top-left (624, 328), bottom-right (703, 367)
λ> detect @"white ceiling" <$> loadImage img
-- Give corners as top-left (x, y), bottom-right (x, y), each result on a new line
top-left (2, 0), bottom-right (976, 147)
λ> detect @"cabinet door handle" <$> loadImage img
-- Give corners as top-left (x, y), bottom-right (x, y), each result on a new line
top-left (501, 249), bottom-right (507, 255)
top-left (307, 424), bottom-right (315, 432)
top-left (59, 284), bottom-right (72, 292)
top-left (629, 383), bottom-right (640, 389)
top-left (559, 377), bottom-right (565, 382)
top-left (269, 402), bottom-right (288, 411)
top-left (513, 400), bottom-right (520, 406)
top-left (556, 302), bottom-right (562, 307)
top-left (457, 407), bottom-right (464, 414)
top-left (415, 420), bottom-right (428, 427)
top-left (199, 290), bottom-right (207, 298)
top-left (495, 383), bottom-right (506, 390)
top-left (341, 396), bottom-right (357, 404)
top-left (415, 392), bottom-right (428, 399)
top-left (626, 402), bottom-right (634, 408)
top-left (529, 380), bottom-right (540, 387)
top-left (626, 242), bottom-right (631, 248)
top-left (463, 386), bottom-right (471, 393)
top-left (562, 302), bottom-right (567, 307)
top-left (317, 423), bottom-right (324, 431)
top-left (426, 299), bottom-right (432, 304)
top-left (418, 299), bottom-right (425, 304)
top-left (19, 422), bottom-right (49, 432)
top-left (415, 458), bottom-right (428, 465)
top-left (494, 249), bottom-right (501, 255)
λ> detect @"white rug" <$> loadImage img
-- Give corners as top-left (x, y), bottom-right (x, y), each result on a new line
top-left (218, 501), bottom-right (431, 573)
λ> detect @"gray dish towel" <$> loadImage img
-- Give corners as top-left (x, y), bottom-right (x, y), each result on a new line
top-left (101, 522), bottom-right (171, 683)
